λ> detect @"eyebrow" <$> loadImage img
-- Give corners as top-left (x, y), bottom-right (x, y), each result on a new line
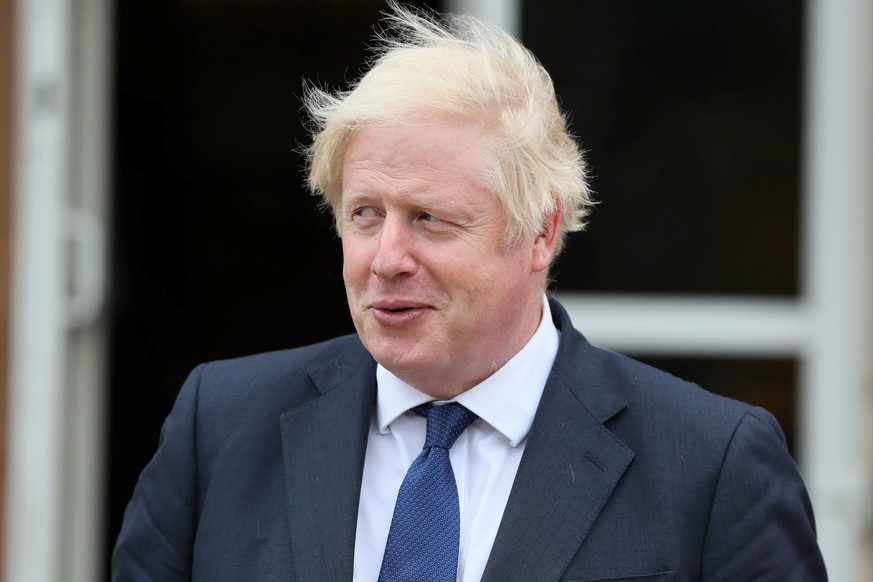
top-left (342, 188), bottom-right (456, 208)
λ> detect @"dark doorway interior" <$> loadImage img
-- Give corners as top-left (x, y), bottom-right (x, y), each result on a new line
top-left (107, 0), bottom-right (438, 572)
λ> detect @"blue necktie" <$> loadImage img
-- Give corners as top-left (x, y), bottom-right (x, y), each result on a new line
top-left (378, 403), bottom-right (478, 582)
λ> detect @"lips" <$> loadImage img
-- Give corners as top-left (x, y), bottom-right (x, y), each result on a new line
top-left (370, 298), bottom-right (431, 310)
top-left (369, 300), bottom-right (434, 325)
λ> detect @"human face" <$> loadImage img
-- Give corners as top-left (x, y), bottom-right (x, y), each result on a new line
top-left (340, 117), bottom-right (558, 399)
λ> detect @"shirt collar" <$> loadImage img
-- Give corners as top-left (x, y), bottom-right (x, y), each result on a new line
top-left (375, 295), bottom-right (560, 447)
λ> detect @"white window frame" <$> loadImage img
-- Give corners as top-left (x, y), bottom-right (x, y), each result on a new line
top-left (452, 0), bottom-right (873, 577)
top-left (560, 1), bottom-right (873, 578)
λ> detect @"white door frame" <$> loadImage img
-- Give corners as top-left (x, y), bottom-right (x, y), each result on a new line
top-left (5, 0), bottom-right (112, 580)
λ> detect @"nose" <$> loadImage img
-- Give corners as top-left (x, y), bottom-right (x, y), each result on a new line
top-left (371, 216), bottom-right (418, 280)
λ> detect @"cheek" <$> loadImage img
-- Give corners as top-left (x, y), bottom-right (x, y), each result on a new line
top-left (474, 248), bottom-right (526, 281)
top-left (480, 255), bottom-right (533, 304)
top-left (341, 239), bottom-right (370, 281)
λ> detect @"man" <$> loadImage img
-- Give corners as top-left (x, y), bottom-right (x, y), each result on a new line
top-left (113, 4), bottom-right (827, 581)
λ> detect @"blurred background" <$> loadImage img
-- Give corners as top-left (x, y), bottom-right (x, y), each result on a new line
top-left (2, 0), bottom-right (871, 579)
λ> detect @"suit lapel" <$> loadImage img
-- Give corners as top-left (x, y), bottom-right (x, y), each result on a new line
top-left (279, 346), bottom-right (376, 581)
top-left (277, 301), bottom-right (633, 580)
top-left (482, 300), bottom-right (635, 582)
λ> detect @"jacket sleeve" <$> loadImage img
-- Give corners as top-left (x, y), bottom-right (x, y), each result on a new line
top-left (701, 406), bottom-right (828, 580)
top-left (111, 364), bottom-right (204, 582)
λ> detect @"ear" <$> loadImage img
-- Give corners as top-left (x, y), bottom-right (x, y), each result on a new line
top-left (531, 200), bottom-right (562, 273)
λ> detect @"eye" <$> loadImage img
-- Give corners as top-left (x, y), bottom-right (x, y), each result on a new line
top-left (419, 212), bottom-right (440, 223)
top-left (352, 206), bottom-right (381, 219)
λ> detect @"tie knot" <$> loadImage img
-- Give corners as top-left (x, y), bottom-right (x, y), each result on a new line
top-left (415, 403), bottom-right (478, 449)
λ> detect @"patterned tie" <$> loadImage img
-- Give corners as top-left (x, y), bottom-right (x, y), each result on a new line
top-left (378, 403), bottom-right (478, 582)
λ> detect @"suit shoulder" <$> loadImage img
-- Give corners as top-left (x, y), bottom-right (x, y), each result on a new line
top-left (612, 349), bottom-right (750, 416)
top-left (549, 303), bottom-right (755, 432)
top-left (574, 340), bottom-right (763, 444)
top-left (198, 333), bottom-right (366, 381)
top-left (183, 334), bottom-right (369, 413)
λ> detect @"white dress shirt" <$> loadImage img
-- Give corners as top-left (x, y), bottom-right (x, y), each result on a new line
top-left (353, 296), bottom-right (560, 581)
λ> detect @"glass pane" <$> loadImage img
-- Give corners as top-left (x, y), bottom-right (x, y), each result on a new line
top-left (524, 1), bottom-right (805, 296)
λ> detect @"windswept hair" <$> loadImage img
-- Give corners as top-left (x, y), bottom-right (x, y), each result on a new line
top-left (304, 1), bottom-right (592, 255)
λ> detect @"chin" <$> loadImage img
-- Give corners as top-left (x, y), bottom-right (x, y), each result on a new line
top-left (373, 346), bottom-right (439, 378)
top-left (375, 348), bottom-right (428, 371)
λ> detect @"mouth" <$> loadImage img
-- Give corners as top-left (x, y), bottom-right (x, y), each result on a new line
top-left (369, 301), bottom-right (433, 325)
top-left (370, 299), bottom-right (431, 311)
top-left (373, 305), bottom-right (428, 315)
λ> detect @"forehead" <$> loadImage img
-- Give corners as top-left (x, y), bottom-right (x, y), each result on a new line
top-left (341, 117), bottom-right (496, 196)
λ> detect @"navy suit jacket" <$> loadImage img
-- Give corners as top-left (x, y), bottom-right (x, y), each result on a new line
top-left (113, 299), bottom-right (826, 580)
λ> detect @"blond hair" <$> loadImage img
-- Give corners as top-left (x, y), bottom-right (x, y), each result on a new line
top-left (304, 2), bottom-right (592, 254)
